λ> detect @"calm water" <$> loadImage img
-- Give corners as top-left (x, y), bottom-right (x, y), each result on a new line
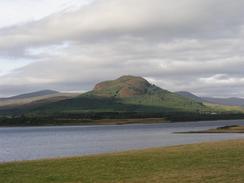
top-left (1, 120), bottom-right (244, 162)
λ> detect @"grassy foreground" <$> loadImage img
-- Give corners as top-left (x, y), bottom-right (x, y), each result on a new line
top-left (1, 140), bottom-right (244, 183)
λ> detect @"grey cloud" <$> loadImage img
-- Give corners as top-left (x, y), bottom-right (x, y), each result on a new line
top-left (1, 0), bottom-right (244, 51)
top-left (1, 36), bottom-right (244, 97)
top-left (1, 0), bottom-right (244, 97)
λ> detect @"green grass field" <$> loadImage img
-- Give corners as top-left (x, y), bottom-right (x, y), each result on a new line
top-left (1, 140), bottom-right (244, 183)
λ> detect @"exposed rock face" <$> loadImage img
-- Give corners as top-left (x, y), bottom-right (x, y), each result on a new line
top-left (93, 75), bottom-right (154, 97)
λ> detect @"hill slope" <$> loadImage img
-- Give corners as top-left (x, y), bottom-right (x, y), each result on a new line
top-left (175, 91), bottom-right (203, 102)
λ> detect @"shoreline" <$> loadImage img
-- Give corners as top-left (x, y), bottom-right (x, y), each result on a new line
top-left (0, 118), bottom-right (168, 128)
top-left (1, 118), bottom-right (244, 128)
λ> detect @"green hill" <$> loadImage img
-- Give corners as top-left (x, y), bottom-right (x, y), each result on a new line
top-left (2, 76), bottom-right (244, 126)
top-left (89, 76), bottom-right (207, 111)
top-left (27, 76), bottom-right (208, 116)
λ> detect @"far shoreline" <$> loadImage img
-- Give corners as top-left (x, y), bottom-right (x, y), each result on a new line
top-left (1, 118), bottom-right (244, 128)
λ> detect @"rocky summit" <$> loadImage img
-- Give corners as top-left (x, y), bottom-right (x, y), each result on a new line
top-left (91, 75), bottom-right (161, 97)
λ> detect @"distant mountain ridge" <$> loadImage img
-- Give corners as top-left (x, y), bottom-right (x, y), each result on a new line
top-left (3, 90), bottom-right (59, 100)
top-left (0, 90), bottom-right (79, 108)
top-left (176, 91), bottom-right (244, 107)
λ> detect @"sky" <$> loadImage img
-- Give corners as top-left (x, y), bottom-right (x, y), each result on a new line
top-left (0, 0), bottom-right (244, 98)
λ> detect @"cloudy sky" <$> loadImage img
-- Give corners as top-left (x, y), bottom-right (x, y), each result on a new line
top-left (0, 0), bottom-right (244, 97)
